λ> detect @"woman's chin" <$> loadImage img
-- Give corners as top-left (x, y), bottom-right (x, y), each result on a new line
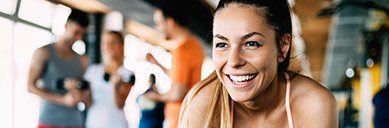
top-left (226, 89), bottom-right (252, 102)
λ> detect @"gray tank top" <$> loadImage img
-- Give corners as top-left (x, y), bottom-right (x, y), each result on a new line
top-left (39, 43), bottom-right (84, 126)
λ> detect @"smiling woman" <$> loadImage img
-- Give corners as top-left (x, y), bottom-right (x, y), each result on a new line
top-left (178, 0), bottom-right (338, 127)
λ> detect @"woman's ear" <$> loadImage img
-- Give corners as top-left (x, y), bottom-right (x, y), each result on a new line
top-left (278, 34), bottom-right (291, 63)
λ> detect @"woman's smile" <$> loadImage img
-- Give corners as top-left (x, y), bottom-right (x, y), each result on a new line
top-left (224, 72), bottom-right (258, 89)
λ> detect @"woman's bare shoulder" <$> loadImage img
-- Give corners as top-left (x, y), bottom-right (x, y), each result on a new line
top-left (180, 72), bottom-right (219, 127)
top-left (289, 73), bottom-right (333, 99)
top-left (288, 72), bottom-right (338, 127)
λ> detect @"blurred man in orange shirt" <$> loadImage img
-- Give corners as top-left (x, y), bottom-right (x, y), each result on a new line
top-left (143, 3), bottom-right (205, 128)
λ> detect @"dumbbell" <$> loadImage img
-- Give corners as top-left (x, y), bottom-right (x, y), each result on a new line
top-left (56, 78), bottom-right (90, 92)
top-left (55, 78), bottom-right (89, 111)
top-left (103, 72), bottom-right (136, 85)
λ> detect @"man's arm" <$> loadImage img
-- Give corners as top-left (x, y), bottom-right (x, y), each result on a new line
top-left (79, 55), bottom-right (92, 107)
top-left (80, 55), bottom-right (89, 74)
top-left (126, 20), bottom-right (181, 51)
top-left (146, 53), bottom-right (169, 74)
top-left (27, 47), bottom-right (79, 108)
top-left (146, 84), bottom-right (190, 102)
top-left (145, 49), bottom-right (191, 102)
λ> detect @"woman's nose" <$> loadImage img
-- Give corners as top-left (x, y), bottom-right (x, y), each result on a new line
top-left (227, 48), bottom-right (245, 69)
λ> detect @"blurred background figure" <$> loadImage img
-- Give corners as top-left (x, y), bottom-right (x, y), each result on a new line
top-left (373, 81), bottom-right (389, 128)
top-left (84, 31), bottom-right (134, 128)
top-left (137, 73), bottom-right (165, 128)
top-left (139, 0), bottom-right (209, 128)
top-left (27, 9), bottom-right (91, 128)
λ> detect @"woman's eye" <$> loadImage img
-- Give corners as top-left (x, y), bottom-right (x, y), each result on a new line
top-left (215, 43), bottom-right (228, 49)
top-left (245, 41), bottom-right (261, 48)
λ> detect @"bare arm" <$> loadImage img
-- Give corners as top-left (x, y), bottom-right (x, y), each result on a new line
top-left (81, 86), bottom-right (92, 108)
top-left (27, 47), bottom-right (79, 107)
top-left (112, 74), bottom-right (132, 109)
top-left (145, 49), bottom-right (191, 102)
top-left (80, 55), bottom-right (89, 74)
top-left (126, 20), bottom-right (180, 51)
top-left (145, 84), bottom-right (190, 102)
top-left (79, 55), bottom-right (92, 107)
top-left (146, 53), bottom-right (169, 74)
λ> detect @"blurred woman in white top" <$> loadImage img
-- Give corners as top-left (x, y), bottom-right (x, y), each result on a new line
top-left (84, 31), bottom-right (134, 128)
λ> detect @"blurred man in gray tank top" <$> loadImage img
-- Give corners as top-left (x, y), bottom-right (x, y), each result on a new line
top-left (27, 9), bottom-right (92, 128)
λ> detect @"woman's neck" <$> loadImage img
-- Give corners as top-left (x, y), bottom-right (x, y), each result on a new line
top-left (237, 74), bottom-right (286, 116)
top-left (104, 60), bottom-right (123, 73)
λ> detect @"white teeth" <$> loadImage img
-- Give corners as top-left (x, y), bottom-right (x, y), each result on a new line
top-left (229, 74), bottom-right (256, 82)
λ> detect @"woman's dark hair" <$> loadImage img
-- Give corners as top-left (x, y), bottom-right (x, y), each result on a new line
top-left (105, 30), bottom-right (124, 44)
top-left (215, 0), bottom-right (292, 72)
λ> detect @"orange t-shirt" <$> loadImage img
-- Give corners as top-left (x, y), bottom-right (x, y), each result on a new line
top-left (166, 36), bottom-right (205, 128)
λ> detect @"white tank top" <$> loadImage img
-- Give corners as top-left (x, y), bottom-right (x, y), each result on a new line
top-left (84, 64), bottom-right (133, 128)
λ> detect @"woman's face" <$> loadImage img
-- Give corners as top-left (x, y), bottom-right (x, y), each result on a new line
top-left (212, 4), bottom-right (280, 102)
top-left (101, 33), bottom-right (124, 62)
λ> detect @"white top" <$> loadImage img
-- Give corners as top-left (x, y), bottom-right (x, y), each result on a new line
top-left (84, 64), bottom-right (133, 128)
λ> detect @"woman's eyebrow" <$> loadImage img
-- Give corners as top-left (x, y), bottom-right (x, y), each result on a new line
top-left (241, 32), bottom-right (266, 40)
top-left (214, 34), bottom-right (229, 41)
top-left (214, 32), bottom-right (265, 41)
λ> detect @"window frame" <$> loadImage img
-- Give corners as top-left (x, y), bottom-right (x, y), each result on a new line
top-left (0, 0), bottom-right (51, 32)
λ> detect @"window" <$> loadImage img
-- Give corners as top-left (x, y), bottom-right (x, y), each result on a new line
top-left (103, 11), bottom-right (124, 31)
top-left (0, 17), bottom-right (14, 128)
top-left (0, 1), bottom-right (86, 127)
top-left (13, 22), bottom-right (52, 128)
top-left (52, 4), bottom-right (71, 36)
top-left (18, 0), bottom-right (56, 27)
top-left (0, 0), bottom-right (17, 15)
